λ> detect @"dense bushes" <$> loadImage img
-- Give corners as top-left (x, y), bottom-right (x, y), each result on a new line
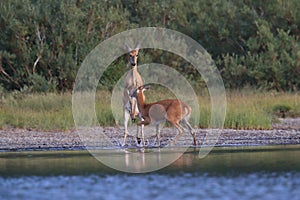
top-left (0, 0), bottom-right (299, 92)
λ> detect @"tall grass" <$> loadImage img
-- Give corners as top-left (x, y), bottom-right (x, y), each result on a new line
top-left (0, 90), bottom-right (299, 131)
top-left (0, 93), bottom-right (73, 130)
top-left (226, 91), bottom-right (299, 129)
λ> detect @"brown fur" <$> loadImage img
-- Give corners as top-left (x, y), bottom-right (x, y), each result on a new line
top-left (130, 85), bottom-right (197, 146)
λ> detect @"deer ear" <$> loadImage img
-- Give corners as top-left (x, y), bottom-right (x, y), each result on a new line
top-left (125, 43), bottom-right (132, 52)
top-left (135, 43), bottom-right (140, 51)
top-left (142, 85), bottom-right (150, 92)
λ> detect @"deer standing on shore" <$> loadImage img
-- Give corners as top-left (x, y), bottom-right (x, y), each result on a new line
top-left (129, 85), bottom-right (197, 146)
top-left (122, 44), bottom-right (144, 146)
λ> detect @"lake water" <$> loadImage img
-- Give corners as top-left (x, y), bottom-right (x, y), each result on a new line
top-left (1, 145), bottom-right (300, 200)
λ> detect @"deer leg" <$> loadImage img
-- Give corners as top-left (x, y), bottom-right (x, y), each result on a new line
top-left (137, 117), bottom-right (150, 147)
top-left (141, 124), bottom-right (145, 146)
top-left (156, 124), bottom-right (161, 147)
top-left (136, 113), bottom-right (144, 145)
top-left (136, 125), bottom-right (141, 145)
top-left (182, 118), bottom-right (197, 146)
top-left (170, 123), bottom-right (184, 146)
top-left (123, 110), bottom-right (130, 146)
top-left (140, 118), bottom-right (145, 146)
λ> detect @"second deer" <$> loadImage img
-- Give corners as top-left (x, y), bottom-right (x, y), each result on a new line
top-left (128, 85), bottom-right (197, 147)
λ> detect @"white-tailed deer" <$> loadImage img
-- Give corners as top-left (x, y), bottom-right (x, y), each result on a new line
top-left (129, 85), bottom-right (197, 146)
top-left (122, 44), bottom-right (144, 146)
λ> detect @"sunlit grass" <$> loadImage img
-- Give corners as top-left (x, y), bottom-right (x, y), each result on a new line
top-left (225, 91), bottom-right (298, 129)
top-left (0, 93), bottom-right (73, 131)
top-left (198, 91), bottom-right (300, 129)
top-left (0, 90), bottom-right (299, 131)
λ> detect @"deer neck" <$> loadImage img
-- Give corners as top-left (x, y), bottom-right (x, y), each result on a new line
top-left (131, 65), bottom-right (138, 75)
top-left (131, 65), bottom-right (141, 87)
top-left (135, 92), bottom-right (146, 115)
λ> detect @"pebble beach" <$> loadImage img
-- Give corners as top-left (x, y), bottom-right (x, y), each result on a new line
top-left (0, 118), bottom-right (299, 151)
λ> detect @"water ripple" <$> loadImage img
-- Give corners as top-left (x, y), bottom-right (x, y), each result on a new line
top-left (1, 172), bottom-right (300, 200)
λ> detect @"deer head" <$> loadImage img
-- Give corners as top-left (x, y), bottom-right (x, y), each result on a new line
top-left (125, 43), bottom-right (140, 67)
top-left (128, 85), bottom-right (150, 121)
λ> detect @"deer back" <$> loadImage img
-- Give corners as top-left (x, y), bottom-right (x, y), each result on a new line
top-left (142, 99), bottom-right (191, 124)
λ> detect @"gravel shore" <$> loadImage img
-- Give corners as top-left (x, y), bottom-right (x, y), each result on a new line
top-left (0, 118), bottom-right (299, 151)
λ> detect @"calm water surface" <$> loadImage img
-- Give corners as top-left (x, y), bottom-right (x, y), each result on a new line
top-left (1, 145), bottom-right (300, 200)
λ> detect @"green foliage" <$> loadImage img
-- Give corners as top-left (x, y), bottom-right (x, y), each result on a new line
top-left (272, 104), bottom-right (292, 118)
top-left (28, 73), bottom-right (57, 93)
top-left (272, 104), bottom-right (291, 112)
top-left (0, 0), bottom-right (299, 92)
top-left (215, 1), bottom-right (300, 91)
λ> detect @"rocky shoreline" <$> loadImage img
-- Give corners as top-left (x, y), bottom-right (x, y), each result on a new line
top-left (0, 118), bottom-right (299, 152)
